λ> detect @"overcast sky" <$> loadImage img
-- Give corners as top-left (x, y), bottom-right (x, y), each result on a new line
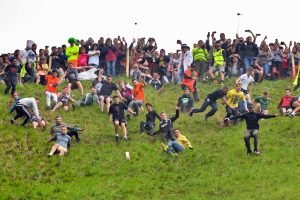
top-left (1, 0), bottom-right (299, 53)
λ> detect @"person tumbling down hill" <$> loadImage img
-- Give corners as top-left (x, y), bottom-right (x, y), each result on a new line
top-left (228, 103), bottom-right (278, 155)
top-left (161, 128), bottom-right (193, 155)
top-left (51, 87), bottom-right (76, 112)
top-left (10, 92), bottom-right (41, 126)
top-left (177, 87), bottom-right (194, 113)
top-left (47, 125), bottom-right (71, 157)
top-left (140, 103), bottom-right (161, 134)
top-left (153, 107), bottom-right (179, 142)
top-left (76, 87), bottom-right (99, 106)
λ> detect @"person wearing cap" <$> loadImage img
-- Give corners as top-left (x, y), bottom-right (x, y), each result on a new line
top-left (177, 87), bottom-right (194, 113)
top-left (45, 69), bottom-right (60, 109)
top-left (228, 103), bottom-right (277, 155)
top-left (140, 103), bottom-right (161, 134)
top-left (177, 44), bottom-right (193, 84)
top-left (207, 41), bottom-right (226, 85)
top-left (181, 64), bottom-right (199, 101)
top-left (66, 37), bottom-right (79, 67)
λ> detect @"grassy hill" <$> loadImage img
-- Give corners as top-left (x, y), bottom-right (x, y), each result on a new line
top-left (0, 78), bottom-right (300, 200)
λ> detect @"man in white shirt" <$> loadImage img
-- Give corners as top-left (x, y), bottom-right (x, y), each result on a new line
top-left (177, 44), bottom-right (193, 84)
top-left (236, 67), bottom-right (254, 103)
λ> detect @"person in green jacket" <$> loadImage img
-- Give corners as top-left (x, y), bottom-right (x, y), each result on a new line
top-left (192, 40), bottom-right (209, 82)
top-left (66, 37), bottom-right (79, 67)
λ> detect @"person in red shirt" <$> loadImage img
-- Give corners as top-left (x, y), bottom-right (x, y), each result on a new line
top-left (128, 78), bottom-right (146, 116)
top-left (277, 88), bottom-right (293, 115)
top-left (181, 64), bottom-right (199, 101)
top-left (45, 69), bottom-right (60, 109)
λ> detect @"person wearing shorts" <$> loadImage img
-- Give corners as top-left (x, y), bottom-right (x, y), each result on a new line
top-left (207, 41), bottom-right (226, 84)
top-left (109, 96), bottom-right (135, 142)
top-left (47, 125), bottom-right (71, 157)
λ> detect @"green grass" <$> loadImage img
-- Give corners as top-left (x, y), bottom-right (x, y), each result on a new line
top-left (0, 78), bottom-right (300, 200)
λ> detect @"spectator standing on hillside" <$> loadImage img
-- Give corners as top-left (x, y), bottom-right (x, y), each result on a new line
top-left (229, 103), bottom-right (277, 155)
top-left (241, 36), bottom-right (258, 70)
top-left (156, 49), bottom-right (170, 84)
top-left (103, 38), bottom-right (118, 77)
top-left (65, 37), bottom-right (79, 67)
top-left (88, 43), bottom-right (100, 68)
top-left (177, 44), bottom-right (193, 84)
top-left (0, 58), bottom-right (20, 95)
top-left (192, 40), bottom-right (209, 82)
top-left (207, 41), bottom-right (226, 85)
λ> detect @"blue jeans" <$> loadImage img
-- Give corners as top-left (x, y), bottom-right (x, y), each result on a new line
top-left (262, 63), bottom-right (270, 76)
top-left (106, 60), bottom-right (116, 77)
top-left (177, 67), bottom-right (183, 84)
top-left (243, 56), bottom-right (254, 70)
top-left (167, 140), bottom-right (184, 154)
top-left (193, 98), bottom-right (218, 118)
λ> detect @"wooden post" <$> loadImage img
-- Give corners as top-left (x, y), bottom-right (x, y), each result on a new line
top-left (126, 48), bottom-right (130, 77)
top-left (291, 53), bottom-right (296, 79)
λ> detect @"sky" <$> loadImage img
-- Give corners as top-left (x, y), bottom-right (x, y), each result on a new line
top-left (1, 0), bottom-right (299, 54)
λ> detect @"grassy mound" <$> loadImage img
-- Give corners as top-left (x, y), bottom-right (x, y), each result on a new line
top-left (0, 78), bottom-right (299, 199)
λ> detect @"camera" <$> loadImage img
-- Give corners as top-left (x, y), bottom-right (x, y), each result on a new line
top-left (176, 40), bottom-right (182, 44)
top-left (207, 32), bottom-right (210, 38)
top-left (256, 34), bottom-right (261, 36)
top-left (212, 31), bottom-right (216, 34)
top-left (280, 42), bottom-right (285, 45)
top-left (245, 30), bottom-right (250, 32)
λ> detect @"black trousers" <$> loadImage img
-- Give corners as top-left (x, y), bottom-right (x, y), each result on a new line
top-left (140, 121), bottom-right (155, 133)
top-left (14, 105), bottom-right (31, 126)
top-left (4, 79), bottom-right (16, 95)
top-left (67, 130), bottom-right (79, 139)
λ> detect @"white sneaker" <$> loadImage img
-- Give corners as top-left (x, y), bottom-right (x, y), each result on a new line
top-left (254, 150), bottom-right (260, 155)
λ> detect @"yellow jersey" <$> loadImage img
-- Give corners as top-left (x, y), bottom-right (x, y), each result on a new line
top-left (226, 89), bottom-right (245, 108)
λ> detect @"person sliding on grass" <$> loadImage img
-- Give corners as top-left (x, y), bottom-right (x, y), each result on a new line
top-left (227, 103), bottom-right (277, 155)
top-left (140, 103), bottom-right (161, 134)
top-left (153, 107), bottom-right (179, 142)
top-left (189, 85), bottom-right (229, 122)
top-left (177, 87), bottom-right (194, 113)
top-left (47, 125), bottom-right (71, 157)
top-left (109, 95), bottom-right (135, 142)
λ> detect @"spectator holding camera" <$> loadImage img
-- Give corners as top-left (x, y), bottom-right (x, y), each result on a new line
top-left (258, 44), bottom-right (274, 79)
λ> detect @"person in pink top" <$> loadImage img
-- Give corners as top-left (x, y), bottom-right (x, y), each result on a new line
top-left (104, 38), bottom-right (117, 77)
top-left (77, 47), bottom-right (88, 71)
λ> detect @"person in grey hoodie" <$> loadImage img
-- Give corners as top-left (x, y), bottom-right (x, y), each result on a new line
top-left (47, 125), bottom-right (71, 156)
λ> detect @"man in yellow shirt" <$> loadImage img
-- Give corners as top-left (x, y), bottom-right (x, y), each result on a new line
top-left (66, 37), bottom-right (79, 67)
top-left (174, 129), bottom-right (193, 149)
top-left (222, 83), bottom-right (247, 127)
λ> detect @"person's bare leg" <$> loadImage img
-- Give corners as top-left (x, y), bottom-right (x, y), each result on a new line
top-left (49, 144), bottom-right (59, 156)
top-left (99, 96), bottom-right (104, 112)
top-left (255, 103), bottom-right (262, 113)
top-left (64, 106), bottom-right (69, 111)
top-left (121, 123), bottom-right (127, 138)
top-left (67, 83), bottom-right (72, 94)
top-left (106, 97), bottom-right (111, 113)
top-left (77, 81), bottom-right (84, 95)
top-left (52, 102), bottom-right (63, 112)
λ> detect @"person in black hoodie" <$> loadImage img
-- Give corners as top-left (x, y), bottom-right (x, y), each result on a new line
top-left (0, 58), bottom-right (20, 95)
top-left (177, 87), bottom-right (194, 113)
top-left (154, 108), bottom-right (179, 142)
top-left (140, 103), bottom-right (161, 134)
top-left (229, 103), bottom-right (277, 155)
